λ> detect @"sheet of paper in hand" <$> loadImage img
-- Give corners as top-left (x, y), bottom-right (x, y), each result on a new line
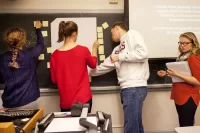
top-left (166, 61), bottom-right (192, 83)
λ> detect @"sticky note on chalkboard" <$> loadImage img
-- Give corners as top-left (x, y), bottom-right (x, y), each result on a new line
top-left (97, 33), bottom-right (103, 39)
top-left (98, 39), bottom-right (104, 44)
top-left (102, 22), bottom-right (109, 29)
top-left (47, 47), bottom-right (52, 54)
top-left (99, 55), bottom-right (105, 61)
top-left (97, 27), bottom-right (103, 33)
top-left (33, 21), bottom-right (37, 27)
top-left (47, 62), bottom-right (50, 68)
top-left (42, 21), bottom-right (49, 27)
top-left (98, 45), bottom-right (104, 54)
top-left (38, 54), bottom-right (44, 60)
top-left (42, 31), bottom-right (48, 37)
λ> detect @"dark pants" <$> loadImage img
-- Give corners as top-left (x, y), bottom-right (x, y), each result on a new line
top-left (61, 98), bottom-right (92, 113)
top-left (175, 97), bottom-right (197, 127)
top-left (120, 87), bottom-right (147, 133)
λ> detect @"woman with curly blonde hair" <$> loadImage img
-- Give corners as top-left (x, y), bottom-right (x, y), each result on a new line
top-left (158, 32), bottom-right (200, 127)
top-left (0, 21), bottom-right (44, 109)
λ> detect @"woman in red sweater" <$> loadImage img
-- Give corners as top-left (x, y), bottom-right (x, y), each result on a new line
top-left (50, 21), bottom-right (99, 112)
top-left (157, 32), bottom-right (200, 127)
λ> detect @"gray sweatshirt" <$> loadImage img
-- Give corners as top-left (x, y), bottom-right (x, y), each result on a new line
top-left (90, 30), bottom-right (150, 89)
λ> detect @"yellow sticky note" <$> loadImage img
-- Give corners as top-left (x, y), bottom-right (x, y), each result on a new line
top-left (98, 39), bottom-right (104, 44)
top-left (47, 62), bottom-right (50, 68)
top-left (33, 21), bottom-right (37, 27)
top-left (100, 55), bottom-right (105, 61)
top-left (97, 27), bottom-right (103, 32)
top-left (42, 31), bottom-right (48, 37)
top-left (47, 47), bottom-right (52, 54)
top-left (102, 22), bottom-right (109, 29)
top-left (98, 33), bottom-right (103, 38)
top-left (38, 54), bottom-right (44, 60)
top-left (42, 21), bottom-right (49, 27)
top-left (98, 45), bottom-right (104, 54)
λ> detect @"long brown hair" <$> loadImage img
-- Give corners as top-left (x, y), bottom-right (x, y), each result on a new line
top-left (178, 32), bottom-right (200, 56)
top-left (5, 28), bottom-right (26, 68)
top-left (57, 21), bottom-right (78, 43)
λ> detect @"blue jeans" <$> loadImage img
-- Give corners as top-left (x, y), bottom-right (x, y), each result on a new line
top-left (120, 87), bottom-right (147, 133)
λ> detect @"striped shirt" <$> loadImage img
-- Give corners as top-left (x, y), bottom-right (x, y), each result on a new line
top-left (0, 29), bottom-right (44, 108)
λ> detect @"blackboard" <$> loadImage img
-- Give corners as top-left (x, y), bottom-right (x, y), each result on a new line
top-left (148, 58), bottom-right (175, 84)
top-left (0, 13), bottom-right (174, 90)
top-left (0, 13), bottom-right (124, 89)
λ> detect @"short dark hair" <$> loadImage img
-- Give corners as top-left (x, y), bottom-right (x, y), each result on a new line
top-left (111, 22), bottom-right (128, 31)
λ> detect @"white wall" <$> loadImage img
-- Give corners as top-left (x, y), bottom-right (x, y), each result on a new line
top-left (0, 0), bottom-right (124, 13)
top-left (1, 91), bottom-right (199, 133)
top-left (37, 91), bottom-right (200, 132)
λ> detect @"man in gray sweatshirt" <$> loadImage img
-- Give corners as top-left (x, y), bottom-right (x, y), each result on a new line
top-left (90, 22), bottom-right (149, 133)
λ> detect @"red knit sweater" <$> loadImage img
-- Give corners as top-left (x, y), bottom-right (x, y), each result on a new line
top-left (171, 54), bottom-right (200, 106)
top-left (50, 45), bottom-right (97, 109)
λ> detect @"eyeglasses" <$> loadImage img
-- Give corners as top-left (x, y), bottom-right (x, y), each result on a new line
top-left (178, 42), bottom-right (192, 46)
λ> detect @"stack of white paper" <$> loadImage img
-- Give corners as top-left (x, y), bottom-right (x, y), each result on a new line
top-left (44, 116), bottom-right (97, 133)
top-left (166, 61), bottom-right (191, 83)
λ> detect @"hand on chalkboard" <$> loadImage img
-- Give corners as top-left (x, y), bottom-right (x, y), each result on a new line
top-left (35, 21), bottom-right (42, 29)
top-left (157, 70), bottom-right (167, 77)
top-left (93, 40), bottom-right (100, 49)
top-left (92, 40), bottom-right (100, 57)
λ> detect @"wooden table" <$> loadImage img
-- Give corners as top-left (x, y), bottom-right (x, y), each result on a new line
top-left (0, 108), bottom-right (43, 133)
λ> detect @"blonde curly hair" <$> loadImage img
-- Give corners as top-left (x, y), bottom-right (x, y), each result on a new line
top-left (5, 28), bottom-right (26, 68)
